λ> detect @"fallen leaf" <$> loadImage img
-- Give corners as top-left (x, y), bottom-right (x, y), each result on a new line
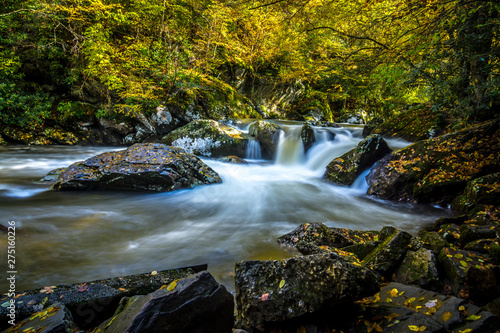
top-left (166, 279), bottom-right (180, 292)
top-left (466, 314), bottom-right (481, 321)
top-left (389, 288), bottom-right (398, 298)
top-left (459, 305), bottom-right (466, 311)
top-left (408, 325), bottom-right (426, 331)
top-left (77, 283), bottom-right (88, 292)
top-left (151, 270), bottom-right (158, 276)
top-left (442, 311), bottom-right (452, 322)
top-left (279, 279), bottom-right (285, 288)
top-left (261, 293), bottom-right (270, 301)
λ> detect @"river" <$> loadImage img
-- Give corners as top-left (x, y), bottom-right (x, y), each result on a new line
top-left (0, 122), bottom-right (449, 292)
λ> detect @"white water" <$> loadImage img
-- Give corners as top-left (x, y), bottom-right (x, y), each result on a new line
top-left (0, 123), bottom-right (448, 292)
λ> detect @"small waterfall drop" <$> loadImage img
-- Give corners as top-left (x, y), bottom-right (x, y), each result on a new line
top-left (246, 139), bottom-right (262, 160)
top-left (275, 126), bottom-right (305, 165)
top-left (351, 167), bottom-right (372, 192)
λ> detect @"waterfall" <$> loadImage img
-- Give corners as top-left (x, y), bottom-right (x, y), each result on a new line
top-left (246, 139), bottom-right (262, 160)
top-left (351, 167), bottom-right (372, 192)
top-left (275, 126), bottom-right (305, 166)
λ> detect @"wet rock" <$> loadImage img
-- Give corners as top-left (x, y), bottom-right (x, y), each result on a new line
top-left (248, 121), bottom-right (282, 158)
top-left (2, 127), bottom-right (53, 145)
top-left (367, 119), bottom-right (500, 205)
top-left (466, 265), bottom-right (500, 306)
top-left (463, 239), bottom-right (495, 254)
top-left (337, 112), bottom-right (364, 124)
top-left (425, 214), bottom-right (469, 232)
top-left (324, 134), bottom-right (391, 186)
top-left (341, 241), bottom-right (381, 261)
top-left (394, 248), bottom-right (442, 292)
top-left (300, 121), bottom-right (315, 152)
top-left (418, 231), bottom-right (447, 254)
top-left (39, 167), bottom-right (68, 183)
top-left (219, 155), bottom-right (248, 164)
top-left (1, 303), bottom-right (75, 333)
top-left (361, 228), bottom-right (412, 275)
top-left (0, 266), bottom-right (203, 330)
top-left (452, 173), bottom-right (500, 217)
top-left (96, 271), bottom-right (234, 333)
top-left (98, 119), bottom-right (135, 137)
top-left (276, 222), bottom-right (378, 255)
top-left (438, 247), bottom-right (489, 294)
top-left (437, 223), bottom-right (461, 244)
top-left (234, 252), bottom-right (379, 332)
top-left (150, 105), bottom-right (176, 136)
top-left (162, 119), bottom-right (248, 157)
top-left (354, 282), bottom-right (500, 333)
top-left (459, 224), bottom-right (497, 245)
top-left (43, 128), bottom-right (79, 145)
top-left (52, 143), bottom-right (221, 191)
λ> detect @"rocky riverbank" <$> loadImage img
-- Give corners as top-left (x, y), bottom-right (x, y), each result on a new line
top-left (1, 115), bottom-right (499, 332)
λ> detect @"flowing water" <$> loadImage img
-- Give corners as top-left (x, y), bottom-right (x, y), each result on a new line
top-left (0, 122), bottom-right (449, 292)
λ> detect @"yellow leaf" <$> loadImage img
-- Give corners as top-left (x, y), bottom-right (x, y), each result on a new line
top-left (466, 314), bottom-right (481, 321)
top-left (442, 311), bottom-right (452, 322)
top-left (408, 325), bottom-right (422, 331)
top-left (151, 270), bottom-right (158, 276)
top-left (459, 329), bottom-right (472, 333)
top-left (166, 279), bottom-right (180, 292)
top-left (279, 279), bottom-right (285, 288)
top-left (389, 288), bottom-right (398, 298)
top-left (159, 285), bottom-right (167, 290)
top-left (459, 305), bottom-right (466, 311)
top-left (386, 298), bottom-right (392, 303)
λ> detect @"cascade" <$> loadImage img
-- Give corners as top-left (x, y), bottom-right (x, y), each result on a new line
top-left (246, 139), bottom-right (262, 160)
top-left (275, 126), bottom-right (305, 165)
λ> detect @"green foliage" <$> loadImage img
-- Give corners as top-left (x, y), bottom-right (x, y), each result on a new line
top-left (0, 81), bottom-right (53, 129)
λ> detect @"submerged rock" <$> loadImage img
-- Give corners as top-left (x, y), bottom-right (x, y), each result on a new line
top-left (324, 134), bottom-right (391, 186)
top-left (52, 143), bottom-right (221, 191)
top-left (235, 252), bottom-right (379, 332)
top-left (162, 119), bottom-right (249, 157)
top-left (300, 121), bottom-right (315, 152)
top-left (96, 271), bottom-right (234, 333)
top-left (367, 119), bottom-right (500, 205)
top-left (219, 155), bottom-right (248, 164)
top-left (248, 121), bottom-right (283, 158)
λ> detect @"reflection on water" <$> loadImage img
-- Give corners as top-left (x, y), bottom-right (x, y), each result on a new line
top-left (0, 125), bottom-right (449, 292)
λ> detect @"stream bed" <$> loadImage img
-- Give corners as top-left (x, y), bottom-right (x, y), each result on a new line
top-left (0, 122), bottom-right (449, 292)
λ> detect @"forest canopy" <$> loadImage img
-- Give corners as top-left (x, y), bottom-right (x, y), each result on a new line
top-left (0, 0), bottom-right (499, 129)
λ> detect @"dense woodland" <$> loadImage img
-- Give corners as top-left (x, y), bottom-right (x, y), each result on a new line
top-left (1, 0), bottom-right (499, 132)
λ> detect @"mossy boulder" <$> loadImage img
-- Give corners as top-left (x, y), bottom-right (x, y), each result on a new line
top-left (162, 119), bottom-right (249, 158)
top-left (300, 121), bottom-right (315, 152)
top-left (324, 134), bottom-right (392, 186)
top-left (370, 105), bottom-right (448, 141)
top-left (248, 121), bottom-right (283, 158)
top-left (418, 231), bottom-right (447, 254)
top-left (277, 222), bottom-right (378, 256)
top-left (361, 228), bottom-right (412, 276)
top-left (394, 248), bottom-right (442, 292)
top-left (367, 119), bottom-right (500, 205)
top-left (52, 143), bottom-right (221, 191)
top-left (452, 173), bottom-right (500, 217)
top-left (234, 252), bottom-right (379, 332)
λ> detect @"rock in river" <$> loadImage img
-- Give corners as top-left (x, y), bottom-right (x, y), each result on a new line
top-left (162, 119), bottom-right (248, 157)
top-left (51, 143), bottom-right (221, 191)
top-left (235, 252), bottom-right (379, 332)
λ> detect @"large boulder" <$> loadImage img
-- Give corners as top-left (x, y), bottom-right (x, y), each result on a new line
top-left (452, 173), bottom-right (500, 217)
top-left (248, 121), bottom-right (283, 158)
top-left (235, 252), bottom-right (379, 332)
top-left (324, 134), bottom-right (392, 186)
top-left (51, 143), bottom-right (221, 191)
top-left (162, 119), bottom-right (248, 157)
top-left (0, 266), bottom-right (203, 330)
top-left (367, 119), bottom-right (500, 205)
top-left (96, 271), bottom-right (234, 333)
